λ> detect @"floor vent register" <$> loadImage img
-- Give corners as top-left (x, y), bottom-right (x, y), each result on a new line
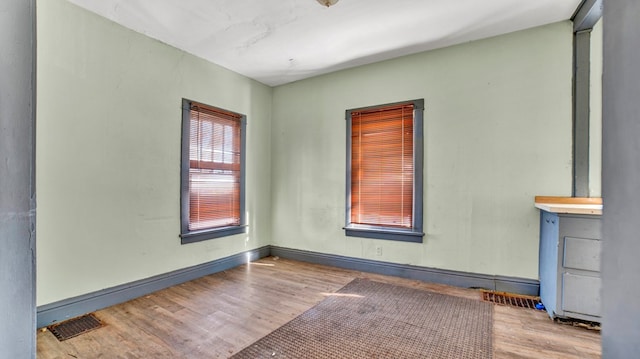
top-left (47, 313), bottom-right (104, 341)
top-left (481, 290), bottom-right (540, 309)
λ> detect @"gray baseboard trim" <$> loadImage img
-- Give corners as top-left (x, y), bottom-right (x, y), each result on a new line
top-left (37, 244), bottom-right (538, 328)
top-left (270, 246), bottom-right (539, 296)
top-left (36, 246), bottom-right (270, 328)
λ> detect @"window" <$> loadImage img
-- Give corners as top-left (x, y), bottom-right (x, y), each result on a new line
top-left (345, 99), bottom-right (424, 242)
top-left (180, 99), bottom-right (246, 244)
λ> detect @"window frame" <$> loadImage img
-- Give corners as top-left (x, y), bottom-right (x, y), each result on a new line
top-left (344, 99), bottom-right (425, 243)
top-left (180, 99), bottom-right (247, 244)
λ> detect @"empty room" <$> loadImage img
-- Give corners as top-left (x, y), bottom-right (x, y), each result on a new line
top-left (2, 0), bottom-right (639, 358)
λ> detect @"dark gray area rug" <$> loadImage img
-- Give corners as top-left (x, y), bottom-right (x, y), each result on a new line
top-left (231, 278), bottom-right (493, 358)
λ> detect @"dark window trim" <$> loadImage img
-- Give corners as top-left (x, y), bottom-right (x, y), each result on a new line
top-left (344, 226), bottom-right (424, 243)
top-left (180, 225), bottom-right (247, 244)
top-left (179, 98), bottom-right (247, 244)
top-left (344, 99), bottom-right (425, 243)
top-left (570, 0), bottom-right (602, 197)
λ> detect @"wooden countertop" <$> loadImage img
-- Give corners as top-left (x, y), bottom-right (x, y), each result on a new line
top-left (534, 196), bottom-right (603, 215)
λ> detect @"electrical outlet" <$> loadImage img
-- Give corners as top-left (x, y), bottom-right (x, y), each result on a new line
top-left (375, 245), bottom-right (382, 256)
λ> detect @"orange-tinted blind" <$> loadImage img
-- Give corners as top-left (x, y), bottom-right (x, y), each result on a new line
top-left (351, 103), bottom-right (414, 228)
top-left (189, 104), bottom-right (242, 231)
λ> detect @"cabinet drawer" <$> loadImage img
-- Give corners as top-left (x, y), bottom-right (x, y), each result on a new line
top-left (562, 273), bottom-right (601, 317)
top-left (563, 237), bottom-right (601, 272)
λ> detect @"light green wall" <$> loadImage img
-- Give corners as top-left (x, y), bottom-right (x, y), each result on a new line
top-left (36, 0), bottom-right (272, 305)
top-left (589, 18), bottom-right (603, 197)
top-left (37, 0), bottom-right (575, 305)
top-left (271, 22), bottom-right (574, 279)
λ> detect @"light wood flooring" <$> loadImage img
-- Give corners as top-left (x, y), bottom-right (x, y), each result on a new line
top-left (37, 257), bottom-right (601, 358)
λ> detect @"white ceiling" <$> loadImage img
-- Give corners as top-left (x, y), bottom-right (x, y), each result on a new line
top-left (67, 0), bottom-right (581, 86)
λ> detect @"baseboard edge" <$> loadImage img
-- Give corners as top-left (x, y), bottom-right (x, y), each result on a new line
top-left (270, 246), bottom-right (539, 296)
top-left (37, 246), bottom-right (270, 328)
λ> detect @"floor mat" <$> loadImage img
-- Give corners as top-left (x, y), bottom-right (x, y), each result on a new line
top-left (231, 278), bottom-right (493, 359)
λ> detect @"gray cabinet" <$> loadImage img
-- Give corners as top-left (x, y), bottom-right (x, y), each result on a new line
top-left (539, 211), bottom-right (602, 322)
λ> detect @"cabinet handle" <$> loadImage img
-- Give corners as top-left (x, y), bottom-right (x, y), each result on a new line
top-left (545, 218), bottom-right (550, 223)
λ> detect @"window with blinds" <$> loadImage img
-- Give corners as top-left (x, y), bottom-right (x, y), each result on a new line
top-left (345, 99), bottom-right (424, 243)
top-left (180, 99), bottom-right (246, 244)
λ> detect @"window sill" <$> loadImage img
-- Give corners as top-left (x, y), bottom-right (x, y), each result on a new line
top-left (344, 225), bottom-right (424, 243)
top-left (180, 225), bottom-right (247, 244)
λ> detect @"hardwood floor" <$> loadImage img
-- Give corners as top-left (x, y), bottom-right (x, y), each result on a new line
top-left (37, 257), bottom-right (601, 358)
